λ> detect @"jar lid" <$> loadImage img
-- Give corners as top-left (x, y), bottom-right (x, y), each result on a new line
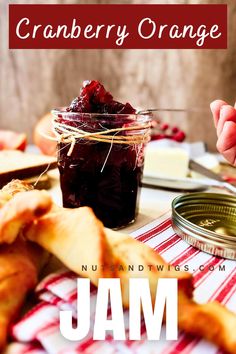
top-left (172, 193), bottom-right (236, 260)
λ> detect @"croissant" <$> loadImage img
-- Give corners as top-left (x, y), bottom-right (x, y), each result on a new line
top-left (24, 207), bottom-right (116, 285)
top-left (0, 180), bottom-right (51, 349)
top-left (0, 181), bottom-right (236, 353)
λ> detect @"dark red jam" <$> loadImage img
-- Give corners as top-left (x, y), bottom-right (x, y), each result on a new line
top-left (67, 80), bottom-right (136, 115)
top-left (57, 81), bottom-right (145, 229)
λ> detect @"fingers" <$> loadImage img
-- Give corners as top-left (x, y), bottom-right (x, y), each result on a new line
top-left (216, 121), bottom-right (236, 166)
top-left (211, 100), bottom-right (236, 165)
top-left (210, 100), bottom-right (228, 128)
top-left (216, 105), bottom-right (236, 138)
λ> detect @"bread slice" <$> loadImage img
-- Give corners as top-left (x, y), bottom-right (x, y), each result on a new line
top-left (0, 151), bottom-right (57, 188)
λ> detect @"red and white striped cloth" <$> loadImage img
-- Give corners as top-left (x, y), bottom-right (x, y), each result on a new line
top-left (10, 212), bottom-right (236, 354)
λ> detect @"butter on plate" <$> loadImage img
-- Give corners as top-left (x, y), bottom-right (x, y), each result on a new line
top-left (143, 145), bottom-right (189, 179)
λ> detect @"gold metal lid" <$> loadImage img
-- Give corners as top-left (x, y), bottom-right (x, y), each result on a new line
top-left (172, 193), bottom-right (236, 260)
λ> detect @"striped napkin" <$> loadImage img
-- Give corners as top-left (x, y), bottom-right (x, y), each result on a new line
top-left (9, 212), bottom-right (236, 354)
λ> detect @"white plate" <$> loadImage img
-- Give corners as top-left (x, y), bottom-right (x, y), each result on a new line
top-left (142, 175), bottom-right (214, 191)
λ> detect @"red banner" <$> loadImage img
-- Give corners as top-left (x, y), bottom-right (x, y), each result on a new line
top-left (9, 4), bottom-right (227, 49)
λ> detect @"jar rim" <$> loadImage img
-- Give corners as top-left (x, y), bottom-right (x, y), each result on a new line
top-left (51, 107), bottom-right (152, 121)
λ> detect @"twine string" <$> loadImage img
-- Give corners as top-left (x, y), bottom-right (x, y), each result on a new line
top-left (39, 117), bottom-right (151, 174)
top-left (50, 118), bottom-right (151, 155)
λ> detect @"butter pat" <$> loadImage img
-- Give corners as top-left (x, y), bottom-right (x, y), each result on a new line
top-left (144, 145), bottom-right (189, 178)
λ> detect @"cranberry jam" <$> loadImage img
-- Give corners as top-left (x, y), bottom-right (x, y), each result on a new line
top-left (54, 81), bottom-right (150, 229)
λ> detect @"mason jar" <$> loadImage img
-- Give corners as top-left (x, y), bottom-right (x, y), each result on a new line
top-left (52, 109), bottom-right (151, 229)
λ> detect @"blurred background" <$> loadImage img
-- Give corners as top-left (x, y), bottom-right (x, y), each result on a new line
top-left (0, 0), bottom-right (235, 151)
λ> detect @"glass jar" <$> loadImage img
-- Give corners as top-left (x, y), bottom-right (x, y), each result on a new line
top-left (52, 109), bottom-right (151, 229)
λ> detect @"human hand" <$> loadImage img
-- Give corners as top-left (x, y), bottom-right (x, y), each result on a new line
top-left (210, 100), bottom-right (236, 165)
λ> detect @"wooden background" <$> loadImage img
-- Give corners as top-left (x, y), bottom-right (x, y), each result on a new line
top-left (1, 0), bottom-right (236, 150)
